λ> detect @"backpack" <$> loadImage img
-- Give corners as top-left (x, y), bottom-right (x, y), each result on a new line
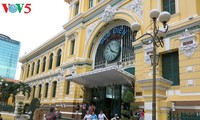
top-left (45, 112), bottom-right (54, 120)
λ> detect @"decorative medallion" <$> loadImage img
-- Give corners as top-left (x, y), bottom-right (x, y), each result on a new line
top-left (123, 0), bottom-right (143, 20)
top-left (179, 29), bottom-right (198, 57)
top-left (101, 4), bottom-right (118, 22)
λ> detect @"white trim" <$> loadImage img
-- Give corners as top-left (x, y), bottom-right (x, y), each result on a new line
top-left (179, 92), bottom-right (200, 96)
top-left (175, 106), bottom-right (200, 110)
top-left (143, 94), bottom-right (167, 99)
top-left (61, 111), bottom-right (82, 115)
top-left (142, 86), bottom-right (169, 91)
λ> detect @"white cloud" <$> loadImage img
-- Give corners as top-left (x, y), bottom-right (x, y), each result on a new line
top-left (0, 0), bottom-right (69, 79)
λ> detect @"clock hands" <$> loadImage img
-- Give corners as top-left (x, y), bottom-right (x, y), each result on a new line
top-left (108, 45), bottom-right (118, 54)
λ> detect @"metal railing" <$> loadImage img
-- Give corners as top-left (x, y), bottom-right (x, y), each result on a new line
top-left (168, 111), bottom-right (200, 120)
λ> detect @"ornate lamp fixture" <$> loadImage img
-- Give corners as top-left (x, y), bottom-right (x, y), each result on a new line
top-left (131, 9), bottom-right (171, 120)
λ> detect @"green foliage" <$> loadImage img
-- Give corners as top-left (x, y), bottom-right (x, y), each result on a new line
top-left (0, 104), bottom-right (15, 112)
top-left (29, 98), bottom-right (40, 120)
top-left (123, 90), bottom-right (134, 103)
top-left (121, 90), bottom-right (138, 120)
top-left (1, 81), bottom-right (31, 104)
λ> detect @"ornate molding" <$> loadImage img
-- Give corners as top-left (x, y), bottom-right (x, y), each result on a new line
top-left (143, 44), bottom-right (153, 65)
top-left (101, 4), bottom-right (118, 22)
top-left (179, 29), bottom-right (198, 57)
top-left (70, 65), bottom-right (77, 76)
top-left (85, 20), bottom-right (100, 46)
top-left (123, 0), bottom-right (143, 20)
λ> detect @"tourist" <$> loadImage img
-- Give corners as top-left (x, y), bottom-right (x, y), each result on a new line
top-left (83, 111), bottom-right (92, 120)
top-left (76, 103), bottom-right (80, 119)
top-left (89, 103), bottom-right (95, 114)
top-left (139, 109), bottom-right (144, 120)
top-left (98, 110), bottom-right (108, 120)
top-left (33, 108), bottom-right (44, 120)
top-left (56, 109), bottom-right (62, 119)
top-left (0, 114), bottom-right (3, 120)
top-left (111, 114), bottom-right (120, 120)
top-left (45, 107), bottom-right (57, 120)
top-left (82, 102), bottom-right (87, 119)
top-left (91, 111), bottom-right (97, 120)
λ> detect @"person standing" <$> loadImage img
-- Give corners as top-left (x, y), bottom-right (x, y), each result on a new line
top-left (89, 103), bottom-right (95, 114)
top-left (33, 108), bottom-right (44, 120)
top-left (0, 114), bottom-right (3, 120)
top-left (45, 107), bottom-right (57, 120)
top-left (111, 114), bottom-right (120, 120)
top-left (98, 110), bottom-right (108, 120)
top-left (82, 102), bottom-right (87, 119)
top-left (91, 111), bottom-right (97, 120)
top-left (83, 111), bottom-right (92, 120)
top-left (139, 109), bottom-right (144, 120)
top-left (76, 103), bottom-right (80, 119)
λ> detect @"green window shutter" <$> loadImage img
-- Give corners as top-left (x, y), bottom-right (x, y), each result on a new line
top-left (162, 51), bottom-right (180, 85)
top-left (163, 0), bottom-right (175, 14)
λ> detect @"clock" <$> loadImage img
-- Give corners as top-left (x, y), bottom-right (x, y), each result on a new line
top-left (104, 40), bottom-right (121, 62)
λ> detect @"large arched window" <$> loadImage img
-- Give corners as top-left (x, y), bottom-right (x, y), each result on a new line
top-left (56, 49), bottom-right (62, 67)
top-left (94, 25), bottom-right (134, 69)
top-left (52, 81), bottom-right (57, 97)
top-left (31, 62), bottom-right (35, 76)
top-left (44, 83), bottom-right (49, 98)
top-left (27, 65), bottom-right (30, 77)
top-left (42, 57), bottom-right (46, 72)
top-left (49, 53), bottom-right (53, 70)
top-left (36, 60), bottom-right (40, 74)
top-left (32, 86), bottom-right (36, 99)
top-left (38, 84), bottom-right (42, 98)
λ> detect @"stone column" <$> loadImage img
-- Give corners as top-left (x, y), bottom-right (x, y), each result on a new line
top-left (137, 77), bottom-right (173, 120)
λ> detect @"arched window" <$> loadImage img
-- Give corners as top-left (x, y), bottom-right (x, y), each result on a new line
top-left (42, 57), bottom-right (46, 72)
top-left (45, 83), bottom-right (49, 98)
top-left (27, 65), bottom-right (30, 77)
top-left (38, 84), bottom-right (42, 98)
top-left (52, 81), bottom-right (57, 97)
top-left (31, 62), bottom-right (35, 76)
top-left (36, 60), bottom-right (40, 74)
top-left (49, 53), bottom-right (53, 70)
top-left (32, 86), bottom-right (36, 99)
top-left (56, 49), bottom-right (62, 67)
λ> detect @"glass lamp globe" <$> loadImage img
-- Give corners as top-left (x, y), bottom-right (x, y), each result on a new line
top-left (131, 22), bottom-right (141, 32)
top-left (159, 11), bottom-right (171, 23)
top-left (150, 9), bottom-right (160, 19)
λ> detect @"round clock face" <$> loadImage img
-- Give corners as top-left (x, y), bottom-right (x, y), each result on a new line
top-left (104, 40), bottom-right (121, 62)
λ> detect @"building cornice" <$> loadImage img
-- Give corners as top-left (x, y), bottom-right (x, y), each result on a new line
top-left (63, 0), bottom-right (122, 31)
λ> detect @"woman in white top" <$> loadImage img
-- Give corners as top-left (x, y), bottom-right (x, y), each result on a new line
top-left (98, 110), bottom-right (108, 120)
top-left (84, 111), bottom-right (92, 120)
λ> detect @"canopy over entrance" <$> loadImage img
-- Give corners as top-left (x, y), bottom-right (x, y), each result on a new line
top-left (66, 66), bottom-right (134, 88)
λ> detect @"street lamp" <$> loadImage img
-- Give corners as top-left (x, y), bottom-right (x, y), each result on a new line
top-left (131, 9), bottom-right (170, 120)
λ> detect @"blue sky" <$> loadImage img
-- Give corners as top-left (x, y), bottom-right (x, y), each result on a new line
top-left (0, 0), bottom-right (69, 79)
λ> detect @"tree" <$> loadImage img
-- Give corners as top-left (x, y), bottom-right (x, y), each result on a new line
top-left (1, 81), bottom-right (31, 104)
top-left (121, 90), bottom-right (139, 120)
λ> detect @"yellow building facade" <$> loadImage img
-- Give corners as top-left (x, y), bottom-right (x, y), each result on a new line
top-left (19, 0), bottom-right (200, 119)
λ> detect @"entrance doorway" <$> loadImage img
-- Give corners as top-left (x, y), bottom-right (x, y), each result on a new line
top-left (87, 85), bottom-right (130, 119)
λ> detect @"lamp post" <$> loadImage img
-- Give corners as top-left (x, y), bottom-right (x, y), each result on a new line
top-left (131, 9), bottom-right (171, 120)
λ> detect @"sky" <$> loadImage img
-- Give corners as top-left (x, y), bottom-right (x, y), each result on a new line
top-left (0, 0), bottom-right (69, 79)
